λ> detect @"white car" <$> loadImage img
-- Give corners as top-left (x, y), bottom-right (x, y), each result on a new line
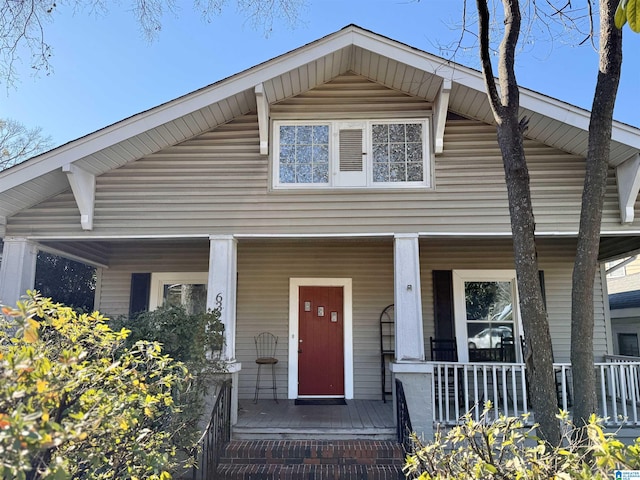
top-left (468, 326), bottom-right (513, 349)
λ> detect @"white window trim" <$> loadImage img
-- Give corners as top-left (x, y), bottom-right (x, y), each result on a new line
top-left (148, 272), bottom-right (208, 310)
top-left (452, 270), bottom-right (523, 363)
top-left (272, 118), bottom-right (431, 190)
top-left (287, 278), bottom-right (354, 399)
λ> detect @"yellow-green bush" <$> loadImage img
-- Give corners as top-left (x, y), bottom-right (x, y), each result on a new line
top-left (404, 406), bottom-right (640, 479)
top-left (0, 292), bottom-right (191, 480)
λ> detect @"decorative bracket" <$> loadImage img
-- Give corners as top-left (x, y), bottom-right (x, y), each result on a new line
top-left (255, 83), bottom-right (270, 155)
top-left (62, 163), bottom-right (95, 230)
top-left (433, 78), bottom-right (452, 155)
top-left (617, 152), bottom-right (640, 224)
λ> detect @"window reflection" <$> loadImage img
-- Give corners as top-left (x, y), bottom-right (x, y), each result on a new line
top-left (163, 283), bottom-right (206, 315)
top-left (464, 281), bottom-right (515, 362)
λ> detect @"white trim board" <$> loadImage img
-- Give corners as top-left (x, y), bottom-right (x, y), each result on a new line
top-left (148, 272), bottom-right (208, 310)
top-left (287, 278), bottom-right (354, 399)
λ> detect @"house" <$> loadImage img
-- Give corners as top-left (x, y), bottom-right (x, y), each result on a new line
top-left (1, 25), bottom-right (640, 442)
top-left (607, 257), bottom-right (640, 356)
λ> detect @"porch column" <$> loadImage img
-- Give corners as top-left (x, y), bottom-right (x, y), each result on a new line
top-left (207, 235), bottom-right (241, 424)
top-left (207, 235), bottom-right (238, 361)
top-left (0, 237), bottom-right (38, 306)
top-left (392, 233), bottom-right (433, 440)
top-left (393, 233), bottom-right (425, 361)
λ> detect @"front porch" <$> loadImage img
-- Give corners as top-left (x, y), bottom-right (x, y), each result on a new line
top-left (233, 399), bottom-right (396, 440)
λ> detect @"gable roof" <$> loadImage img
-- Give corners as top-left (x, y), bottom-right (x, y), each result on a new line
top-left (1, 24), bottom-right (639, 222)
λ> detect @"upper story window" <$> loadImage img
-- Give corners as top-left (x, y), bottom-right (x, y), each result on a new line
top-left (273, 119), bottom-right (431, 189)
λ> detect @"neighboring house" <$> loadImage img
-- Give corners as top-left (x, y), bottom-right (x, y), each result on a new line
top-left (607, 257), bottom-right (640, 356)
top-left (1, 25), bottom-right (640, 440)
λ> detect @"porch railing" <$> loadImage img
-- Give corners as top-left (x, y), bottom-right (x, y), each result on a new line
top-left (191, 380), bottom-right (232, 480)
top-left (395, 379), bottom-right (413, 453)
top-left (431, 361), bottom-right (640, 427)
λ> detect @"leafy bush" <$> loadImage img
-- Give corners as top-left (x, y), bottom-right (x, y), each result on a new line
top-left (111, 305), bottom-right (226, 453)
top-left (0, 292), bottom-right (189, 480)
top-left (404, 406), bottom-right (640, 479)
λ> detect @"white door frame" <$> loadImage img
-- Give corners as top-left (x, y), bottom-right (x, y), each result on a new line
top-left (288, 278), bottom-right (354, 399)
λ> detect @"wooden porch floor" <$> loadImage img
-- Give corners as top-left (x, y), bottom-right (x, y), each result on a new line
top-left (234, 399), bottom-right (396, 440)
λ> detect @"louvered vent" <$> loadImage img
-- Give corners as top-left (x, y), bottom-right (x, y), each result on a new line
top-left (339, 129), bottom-right (363, 172)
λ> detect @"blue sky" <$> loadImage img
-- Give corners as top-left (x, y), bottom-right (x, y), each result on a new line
top-left (3, 1), bottom-right (639, 148)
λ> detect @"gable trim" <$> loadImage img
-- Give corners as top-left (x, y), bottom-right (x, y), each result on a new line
top-left (62, 163), bottom-right (95, 230)
top-left (617, 153), bottom-right (640, 224)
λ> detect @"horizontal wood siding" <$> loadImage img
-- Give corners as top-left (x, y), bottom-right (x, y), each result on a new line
top-left (420, 238), bottom-right (609, 363)
top-left (7, 74), bottom-right (634, 238)
top-left (92, 237), bottom-right (608, 401)
top-left (94, 238), bottom-right (395, 401)
top-left (95, 240), bottom-right (210, 317)
top-left (236, 239), bottom-right (394, 400)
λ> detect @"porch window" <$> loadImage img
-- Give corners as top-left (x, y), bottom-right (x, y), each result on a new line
top-left (148, 272), bottom-right (208, 315)
top-left (619, 333), bottom-right (640, 357)
top-left (273, 119), bottom-right (430, 189)
top-left (452, 270), bottom-right (521, 363)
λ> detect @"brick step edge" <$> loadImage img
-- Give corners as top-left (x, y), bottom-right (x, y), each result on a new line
top-left (221, 440), bottom-right (404, 464)
top-left (217, 463), bottom-right (405, 480)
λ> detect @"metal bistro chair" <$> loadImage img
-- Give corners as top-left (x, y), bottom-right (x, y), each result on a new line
top-left (254, 332), bottom-right (278, 403)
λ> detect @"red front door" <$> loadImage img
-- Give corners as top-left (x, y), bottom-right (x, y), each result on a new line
top-left (298, 286), bottom-right (344, 396)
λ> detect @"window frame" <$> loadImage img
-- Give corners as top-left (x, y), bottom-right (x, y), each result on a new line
top-left (452, 270), bottom-right (523, 363)
top-left (272, 118), bottom-right (431, 190)
top-left (148, 272), bottom-right (208, 310)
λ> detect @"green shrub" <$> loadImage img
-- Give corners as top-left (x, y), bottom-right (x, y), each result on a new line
top-left (404, 406), bottom-right (640, 479)
top-left (0, 292), bottom-right (189, 480)
top-left (110, 305), bottom-right (226, 454)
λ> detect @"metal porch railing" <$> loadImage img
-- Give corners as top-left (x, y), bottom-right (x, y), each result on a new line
top-left (395, 379), bottom-right (413, 453)
top-left (191, 380), bottom-right (232, 480)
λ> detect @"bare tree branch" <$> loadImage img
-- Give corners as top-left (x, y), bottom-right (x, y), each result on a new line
top-left (476, 0), bottom-right (504, 118)
top-left (0, 0), bottom-right (306, 87)
top-left (0, 118), bottom-right (54, 170)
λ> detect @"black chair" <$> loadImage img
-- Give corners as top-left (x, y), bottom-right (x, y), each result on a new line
top-left (500, 333), bottom-right (516, 362)
top-left (430, 337), bottom-right (463, 403)
top-left (469, 347), bottom-right (501, 362)
top-left (430, 337), bottom-right (458, 362)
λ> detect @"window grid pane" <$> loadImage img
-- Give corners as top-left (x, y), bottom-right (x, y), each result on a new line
top-left (372, 123), bottom-right (423, 183)
top-left (279, 125), bottom-right (329, 184)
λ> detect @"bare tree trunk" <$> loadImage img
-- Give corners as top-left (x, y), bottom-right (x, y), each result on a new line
top-left (476, 0), bottom-right (561, 445)
top-left (571, 0), bottom-right (623, 429)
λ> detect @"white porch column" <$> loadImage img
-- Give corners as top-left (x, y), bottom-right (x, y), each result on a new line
top-left (392, 234), bottom-right (432, 439)
top-left (207, 235), bottom-right (238, 362)
top-left (0, 237), bottom-right (38, 306)
top-left (394, 233), bottom-right (425, 361)
top-left (207, 235), bottom-right (241, 424)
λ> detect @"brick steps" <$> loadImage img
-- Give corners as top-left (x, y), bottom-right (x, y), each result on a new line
top-left (217, 440), bottom-right (405, 480)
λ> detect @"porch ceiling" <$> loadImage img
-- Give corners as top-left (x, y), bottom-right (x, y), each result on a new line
top-left (1, 25), bottom-right (638, 222)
